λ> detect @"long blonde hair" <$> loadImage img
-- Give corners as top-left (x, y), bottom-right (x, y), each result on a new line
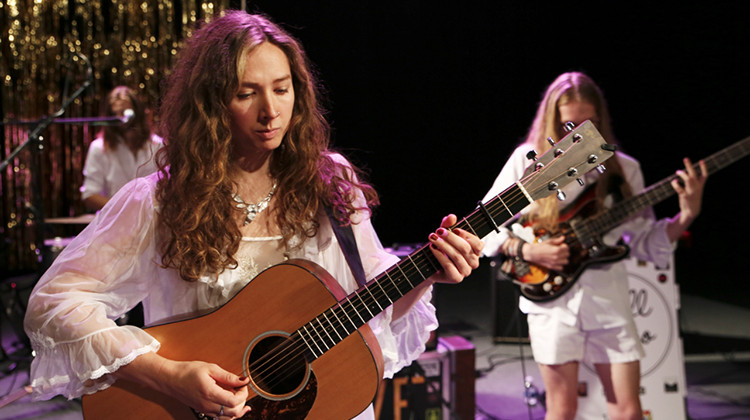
top-left (523, 72), bottom-right (630, 232)
top-left (156, 11), bottom-right (378, 281)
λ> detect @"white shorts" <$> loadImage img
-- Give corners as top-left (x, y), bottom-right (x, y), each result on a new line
top-left (527, 313), bottom-right (645, 365)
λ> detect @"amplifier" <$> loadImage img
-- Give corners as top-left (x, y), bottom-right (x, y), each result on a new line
top-left (375, 335), bottom-right (475, 420)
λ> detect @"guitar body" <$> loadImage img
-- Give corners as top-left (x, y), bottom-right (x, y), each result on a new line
top-left (81, 259), bottom-right (384, 420)
top-left (503, 193), bottom-right (630, 302)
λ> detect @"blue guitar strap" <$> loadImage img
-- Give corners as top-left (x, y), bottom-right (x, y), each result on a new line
top-left (325, 206), bottom-right (367, 287)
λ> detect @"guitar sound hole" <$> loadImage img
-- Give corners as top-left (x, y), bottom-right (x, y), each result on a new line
top-left (247, 334), bottom-right (308, 398)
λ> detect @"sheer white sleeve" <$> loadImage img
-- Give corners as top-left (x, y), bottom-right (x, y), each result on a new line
top-left (24, 177), bottom-right (162, 400)
top-left (80, 138), bottom-right (107, 200)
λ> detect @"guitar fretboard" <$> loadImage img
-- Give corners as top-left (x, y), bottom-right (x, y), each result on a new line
top-left (577, 135), bottom-right (750, 242)
top-left (294, 182), bottom-right (533, 361)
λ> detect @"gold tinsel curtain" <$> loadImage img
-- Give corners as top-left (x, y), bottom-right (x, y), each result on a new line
top-left (1, 0), bottom-right (230, 276)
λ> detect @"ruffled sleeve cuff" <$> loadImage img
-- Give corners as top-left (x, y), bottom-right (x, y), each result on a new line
top-left (370, 287), bottom-right (438, 379)
top-left (28, 326), bottom-right (160, 401)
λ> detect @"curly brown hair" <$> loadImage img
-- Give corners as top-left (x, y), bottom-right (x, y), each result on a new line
top-left (155, 11), bottom-right (378, 282)
top-left (99, 86), bottom-right (152, 151)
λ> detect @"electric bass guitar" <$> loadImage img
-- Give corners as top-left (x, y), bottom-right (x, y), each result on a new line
top-left (504, 133), bottom-right (750, 302)
top-left (81, 120), bottom-right (613, 420)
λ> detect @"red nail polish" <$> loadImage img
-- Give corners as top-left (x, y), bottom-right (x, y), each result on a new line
top-left (429, 233), bottom-right (438, 241)
top-left (437, 228), bottom-right (446, 236)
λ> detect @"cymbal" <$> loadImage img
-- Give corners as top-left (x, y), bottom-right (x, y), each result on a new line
top-left (45, 214), bottom-right (96, 224)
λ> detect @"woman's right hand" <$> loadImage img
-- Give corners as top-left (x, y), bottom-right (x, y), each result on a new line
top-left (524, 236), bottom-right (569, 271)
top-left (161, 360), bottom-right (252, 418)
top-left (115, 353), bottom-right (251, 418)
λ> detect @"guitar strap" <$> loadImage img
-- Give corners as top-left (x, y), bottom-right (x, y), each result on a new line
top-left (325, 206), bottom-right (367, 287)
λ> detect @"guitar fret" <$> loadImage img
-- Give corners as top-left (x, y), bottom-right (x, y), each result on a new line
top-left (301, 325), bottom-right (323, 357)
top-left (322, 311), bottom-right (343, 342)
top-left (406, 254), bottom-right (426, 280)
top-left (316, 317), bottom-right (335, 348)
top-left (295, 330), bottom-right (316, 359)
top-left (336, 301), bottom-right (356, 333)
top-left (495, 195), bottom-right (515, 221)
top-left (362, 286), bottom-right (384, 312)
top-left (345, 296), bottom-right (367, 326)
top-left (395, 264), bottom-right (414, 289)
top-left (315, 324), bottom-right (332, 351)
top-left (423, 250), bottom-right (440, 273)
top-left (354, 292), bottom-right (375, 318)
top-left (461, 216), bottom-right (479, 237)
top-left (384, 271), bottom-right (403, 297)
top-left (374, 278), bottom-right (394, 305)
top-left (310, 322), bottom-right (331, 351)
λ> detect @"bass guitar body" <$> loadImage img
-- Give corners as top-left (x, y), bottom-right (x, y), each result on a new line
top-left (81, 260), bottom-right (383, 420)
top-left (502, 193), bottom-right (629, 302)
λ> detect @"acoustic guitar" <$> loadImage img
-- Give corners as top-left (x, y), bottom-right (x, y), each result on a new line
top-left (503, 134), bottom-right (750, 302)
top-left (81, 120), bottom-right (613, 419)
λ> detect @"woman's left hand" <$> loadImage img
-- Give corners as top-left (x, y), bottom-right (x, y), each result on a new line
top-left (673, 157), bottom-right (708, 222)
top-left (427, 214), bottom-right (484, 284)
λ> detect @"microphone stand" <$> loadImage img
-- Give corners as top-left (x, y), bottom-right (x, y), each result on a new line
top-left (0, 53), bottom-right (97, 379)
top-left (0, 75), bottom-right (92, 275)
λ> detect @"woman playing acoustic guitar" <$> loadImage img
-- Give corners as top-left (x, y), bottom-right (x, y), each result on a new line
top-left (24, 11), bottom-right (482, 419)
top-left (481, 71), bottom-right (707, 420)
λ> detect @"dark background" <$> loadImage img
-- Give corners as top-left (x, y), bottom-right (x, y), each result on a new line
top-left (241, 2), bottom-right (750, 307)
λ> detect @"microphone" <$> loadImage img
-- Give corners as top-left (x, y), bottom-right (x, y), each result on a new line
top-left (120, 109), bottom-right (135, 124)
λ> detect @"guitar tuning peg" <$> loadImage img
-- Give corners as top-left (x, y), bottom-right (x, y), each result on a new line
top-left (563, 121), bottom-right (576, 132)
top-left (554, 148), bottom-right (564, 157)
top-left (548, 181), bottom-right (567, 201)
top-left (567, 167), bottom-right (578, 177)
top-left (576, 178), bottom-right (584, 186)
top-left (547, 137), bottom-right (556, 146)
top-left (526, 150), bottom-right (538, 161)
top-left (596, 164), bottom-right (606, 174)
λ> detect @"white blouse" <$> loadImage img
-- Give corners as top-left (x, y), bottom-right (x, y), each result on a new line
top-left (24, 166), bottom-right (437, 413)
top-left (481, 145), bottom-right (674, 329)
top-left (80, 133), bottom-right (164, 200)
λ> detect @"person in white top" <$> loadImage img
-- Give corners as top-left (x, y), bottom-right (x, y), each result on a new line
top-left (24, 11), bottom-right (483, 420)
top-left (480, 72), bottom-right (707, 420)
top-left (80, 85), bottom-right (163, 211)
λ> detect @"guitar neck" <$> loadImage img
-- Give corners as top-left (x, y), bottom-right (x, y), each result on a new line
top-left (583, 135), bottom-right (750, 237)
top-left (295, 183), bottom-right (532, 361)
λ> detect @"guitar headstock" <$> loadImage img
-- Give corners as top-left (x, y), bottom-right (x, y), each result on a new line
top-left (520, 120), bottom-right (615, 202)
